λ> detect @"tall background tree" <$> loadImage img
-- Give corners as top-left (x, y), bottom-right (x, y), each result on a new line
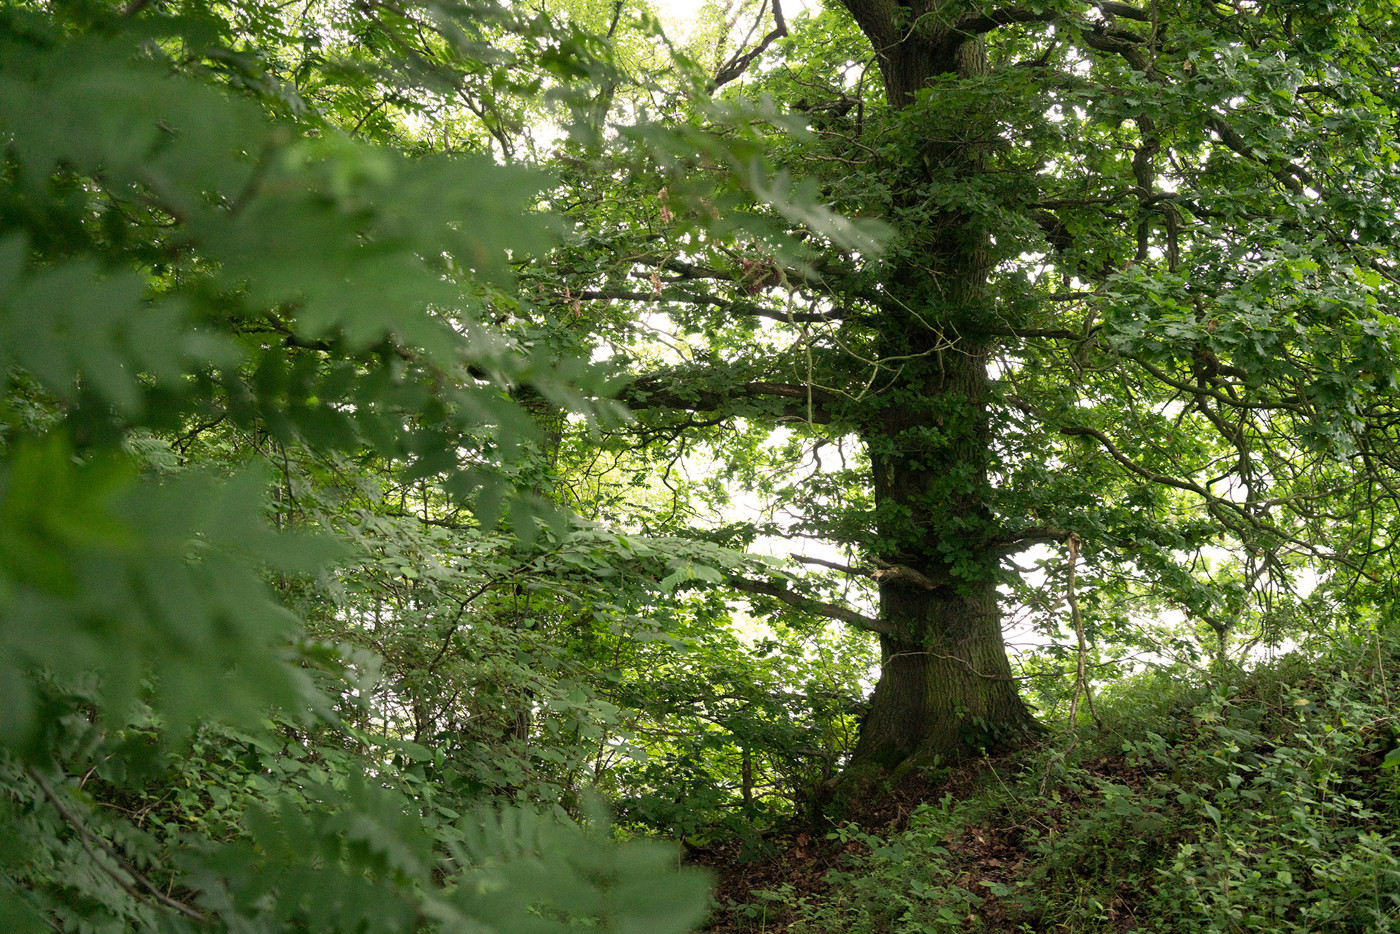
top-left (554, 0), bottom-right (1400, 775)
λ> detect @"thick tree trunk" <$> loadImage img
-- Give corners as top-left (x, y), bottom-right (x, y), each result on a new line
top-left (851, 340), bottom-right (1039, 769)
top-left (853, 586), bottom-right (1031, 770)
top-left (837, 0), bottom-right (1040, 773)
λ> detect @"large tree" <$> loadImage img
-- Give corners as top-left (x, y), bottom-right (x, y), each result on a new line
top-left (554, 0), bottom-right (1400, 774)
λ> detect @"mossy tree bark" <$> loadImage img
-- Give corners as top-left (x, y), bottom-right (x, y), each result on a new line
top-left (838, 1), bottom-right (1039, 771)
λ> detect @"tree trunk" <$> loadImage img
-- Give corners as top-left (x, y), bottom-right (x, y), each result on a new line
top-left (853, 585), bottom-right (1034, 770)
top-left (851, 341), bottom-right (1039, 769)
top-left (838, 0), bottom-right (1039, 773)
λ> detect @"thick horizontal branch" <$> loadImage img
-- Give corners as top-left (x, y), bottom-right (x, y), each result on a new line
top-left (791, 554), bottom-right (859, 574)
top-left (792, 554), bottom-right (948, 590)
top-left (728, 576), bottom-right (892, 635)
top-left (1093, 1), bottom-right (1151, 21)
top-left (962, 0), bottom-right (1148, 34)
top-left (743, 305), bottom-right (848, 325)
top-left (623, 376), bottom-right (836, 423)
top-left (660, 259), bottom-right (731, 280)
top-left (996, 526), bottom-right (1073, 550)
top-left (956, 5), bottom-right (1058, 35)
top-left (575, 288), bottom-right (655, 303)
top-left (1078, 22), bottom-right (1151, 70)
top-left (652, 259), bottom-right (860, 303)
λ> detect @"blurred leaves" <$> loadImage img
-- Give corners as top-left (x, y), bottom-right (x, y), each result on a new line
top-left (0, 2), bottom-right (715, 932)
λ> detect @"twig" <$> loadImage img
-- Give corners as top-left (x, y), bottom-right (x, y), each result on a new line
top-left (1066, 533), bottom-right (1101, 730)
top-left (27, 768), bottom-right (208, 923)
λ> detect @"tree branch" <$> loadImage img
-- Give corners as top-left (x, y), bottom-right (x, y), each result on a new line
top-left (996, 525), bottom-right (1073, 550)
top-left (970, 321), bottom-right (1099, 341)
top-left (1078, 22), bottom-right (1151, 71)
top-left (1059, 421), bottom-right (1217, 500)
top-left (623, 377), bottom-right (836, 423)
top-left (1093, 1), bottom-right (1151, 21)
top-left (1132, 354), bottom-right (1305, 411)
top-left (29, 768), bottom-right (208, 923)
top-left (956, 6), bottom-right (1058, 35)
top-left (1206, 116), bottom-right (1314, 194)
top-left (712, 0), bottom-right (788, 90)
top-left (575, 286), bottom-right (846, 324)
top-left (792, 554), bottom-right (949, 589)
top-left (728, 576), bottom-right (892, 635)
top-left (791, 554), bottom-right (861, 574)
top-left (955, 3), bottom-right (1148, 38)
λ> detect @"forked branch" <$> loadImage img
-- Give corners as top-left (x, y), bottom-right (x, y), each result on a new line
top-left (712, 0), bottom-right (788, 90)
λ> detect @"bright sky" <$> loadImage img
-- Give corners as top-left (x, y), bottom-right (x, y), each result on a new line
top-left (658, 0), bottom-right (707, 22)
top-left (657, 0), bottom-right (820, 40)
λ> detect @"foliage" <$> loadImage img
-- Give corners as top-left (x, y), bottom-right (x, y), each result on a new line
top-left (0, 0), bottom-right (724, 930)
top-left (737, 630), bottom-right (1400, 933)
top-left (8, 0), bottom-right (1400, 930)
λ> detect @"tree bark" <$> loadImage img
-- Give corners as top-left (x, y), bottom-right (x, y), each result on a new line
top-left (837, 0), bottom-right (1039, 772)
top-left (853, 587), bottom-right (1031, 770)
top-left (851, 342), bottom-right (1038, 769)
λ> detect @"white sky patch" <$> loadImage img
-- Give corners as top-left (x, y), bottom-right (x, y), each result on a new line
top-left (657, 0), bottom-right (822, 42)
top-left (656, 0), bottom-right (708, 31)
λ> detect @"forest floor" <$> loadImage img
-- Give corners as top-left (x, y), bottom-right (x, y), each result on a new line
top-left (692, 644), bottom-right (1400, 934)
top-left (696, 750), bottom-right (1148, 934)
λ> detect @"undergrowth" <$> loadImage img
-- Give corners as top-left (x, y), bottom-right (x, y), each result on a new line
top-left (719, 628), bottom-right (1400, 933)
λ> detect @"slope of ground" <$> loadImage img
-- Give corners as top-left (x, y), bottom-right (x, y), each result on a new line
top-left (700, 634), bottom-right (1400, 934)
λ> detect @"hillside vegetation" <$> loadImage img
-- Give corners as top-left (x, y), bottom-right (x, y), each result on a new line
top-left (709, 632), bottom-right (1400, 934)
